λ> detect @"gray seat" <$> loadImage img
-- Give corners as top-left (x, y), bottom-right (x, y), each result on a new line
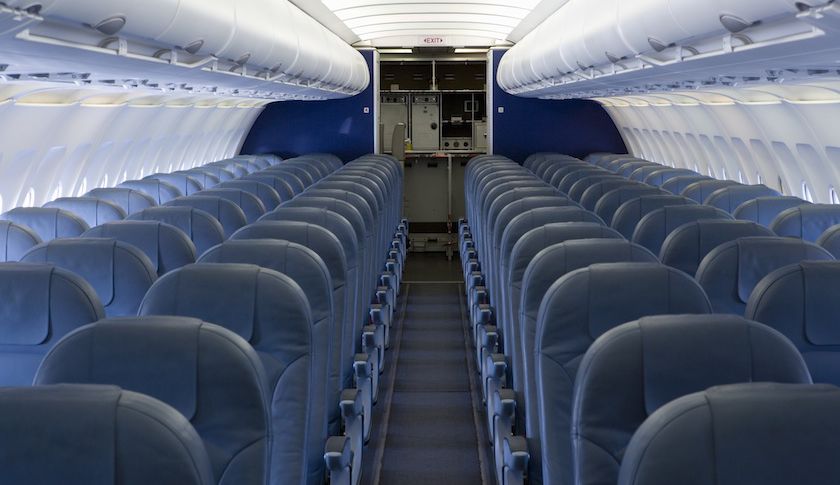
top-left (526, 263), bottom-right (711, 485)
top-left (176, 170), bottom-right (221, 189)
top-left (578, 180), bottom-right (641, 211)
top-left (617, 383), bottom-right (840, 485)
top-left (659, 174), bottom-right (710, 195)
top-left (216, 180), bottom-right (282, 211)
top-left (632, 205), bottom-right (733, 255)
top-left (118, 179), bottom-right (182, 204)
top-left (85, 188), bottom-right (157, 215)
top-left (818, 224), bottom-right (840, 258)
top-left (770, 204), bottom-right (840, 242)
top-left (258, 169), bottom-right (306, 194)
top-left (659, 220), bottom-right (774, 276)
top-left (611, 195), bottom-right (696, 239)
top-left (594, 186), bottom-right (666, 225)
top-left (680, 179), bottom-right (740, 204)
top-left (613, 160), bottom-right (659, 178)
top-left (705, 184), bottom-right (781, 213)
top-left (44, 197), bottom-right (126, 227)
top-left (557, 168), bottom-right (609, 194)
top-left (567, 174), bottom-right (626, 202)
top-left (548, 163), bottom-right (592, 188)
top-left (1, 207), bottom-right (89, 242)
top-left (195, 188), bottom-right (267, 223)
top-left (696, 237), bottom-right (834, 314)
top-left (126, 207), bottom-right (224, 256)
top-left (0, 221), bottom-right (41, 261)
top-left (732, 196), bottom-right (810, 227)
top-left (146, 173), bottom-right (204, 195)
top-left (21, 238), bottom-right (156, 317)
top-left (82, 221), bottom-right (196, 276)
top-left (207, 160), bottom-right (253, 177)
top-left (642, 168), bottom-right (699, 186)
top-left (189, 166), bottom-right (236, 182)
top-left (138, 265), bottom-right (321, 485)
top-left (747, 261), bottom-right (840, 387)
top-left (165, 196), bottom-right (247, 238)
top-left (0, 263), bottom-right (104, 386)
top-left (36, 316), bottom-right (267, 485)
top-left (0, 384), bottom-right (214, 485)
top-left (628, 165), bottom-right (667, 183)
top-left (573, 315), bottom-right (811, 485)
top-left (241, 174), bottom-right (297, 202)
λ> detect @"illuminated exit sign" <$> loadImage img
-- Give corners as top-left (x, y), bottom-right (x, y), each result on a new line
top-left (419, 36), bottom-right (447, 45)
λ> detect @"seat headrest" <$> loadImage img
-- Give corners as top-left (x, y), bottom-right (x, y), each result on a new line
top-left (126, 207), bottom-right (224, 255)
top-left (83, 221), bottom-right (162, 271)
top-left (23, 238), bottom-right (120, 304)
top-left (771, 204), bottom-right (840, 241)
top-left (643, 168), bottom-right (699, 186)
top-left (680, 179), bottom-right (740, 203)
top-left (594, 186), bottom-right (666, 224)
top-left (568, 175), bottom-right (625, 201)
top-left (0, 262), bottom-right (53, 344)
top-left (1, 207), bottom-right (89, 242)
top-left (0, 221), bottom-right (41, 261)
top-left (660, 220), bottom-right (775, 275)
top-left (85, 187), bottom-right (157, 215)
top-left (705, 184), bottom-right (781, 212)
top-left (216, 180), bottom-right (282, 210)
top-left (612, 195), bottom-right (696, 238)
top-left (579, 180), bottom-right (641, 210)
top-left (165, 196), bottom-right (247, 235)
top-left (118, 179), bottom-right (182, 204)
top-left (147, 173), bottom-right (203, 194)
top-left (732, 196), bottom-right (809, 227)
top-left (43, 197), bottom-right (126, 227)
top-left (632, 205), bottom-right (733, 255)
top-left (179, 170), bottom-right (222, 187)
top-left (259, 207), bottom-right (358, 267)
top-left (660, 174), bottom-right (710, 195)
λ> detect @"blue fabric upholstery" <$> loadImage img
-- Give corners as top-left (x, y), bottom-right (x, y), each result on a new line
top-left (574, 315), bottom-right (811, 485)
top-left (659, 174), bottom-right (710, 195)
top-left (770, 204), bottom-right (840, 242)
top-left (618, 383), bottom-right (840, 485)
top-left (118, 179), bottom-right (182, 204)
top-left (0, 384), bottom-right (214, 485)
top-left (1, 207), bottom-right (89, 242)
top-left (548, 164), bottom-right (594, 188)
top-left (732, 196), bottom-right (810, 227)
top-left (36, 317), bottom-right (267, 485)
top-left (164, 196), bottom-right (247, 238)
top-left (680, 179), bottom-right (740, 203)
top-left (747, 261), bottom-right (840, 386)
top-left (611, 195), bottom-right (696, 239)
top-left (259, 169), bottom-right (306, 194)
top-left (818, 224), bottom-right (840, 258)
top-left (21, 238), bottom-right (156, 317)
top-left (216, 180), bottom-right (282, 211)
top-left (659, 220), bottom-right (774, 276)
top-left (557, 168), bottom-right (609, 194)
top-left (176, 170), bottom-right (220, 189)
top-left (696, 236), bottom-right (834, 314)
top-left (85, 188), bottom-right (157, 215)
top-left (138, 265), bottom-right (318, 485)
top-left (567, 175), bottom-right (626, 202)
top-left (82, 221), bottom-right (195, 276)
top-left (578, 180), bottom-right (642, 211)
top-left (705, 184), bottom-right (781, 212)
top-left (594, 186), bottom-right (666, 225)
top-left (44, 197), bottom-right (126, 227)
top-left (187, 166), bottom-right (235, 183)
top-left (0, 221), bottom-right (41, 261)
top-left (613, 160), bottom-right (658, 178)
top-left (241, 174), bottom-right (296, 202)
top-left (207, 160), bottom-right (253, 177)
top-left (0, 263), bottom-right (104, 385)
top-left (126, 207), bottom-right (224, 257)
top-left (146, 173), bottom-right (204, 195)
top-left (194, 188), bottom-right (267, 224)
top-left (534, 263), bottom-right (711, 485)
top-left (643, 168), bottom-right (699, 186)
top-left (628, 165), bottom-right (666, 183)
top-left (632, 205), bottom-right (733, 255)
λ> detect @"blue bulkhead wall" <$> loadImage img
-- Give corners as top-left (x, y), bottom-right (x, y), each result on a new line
top-left (491, 49), bottom-right (627, 161)
top-left (241, 50), bottom-right (376, 162)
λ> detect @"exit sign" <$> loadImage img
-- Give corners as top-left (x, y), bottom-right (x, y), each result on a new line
top-left (419, 36), bottom-right (447, 45)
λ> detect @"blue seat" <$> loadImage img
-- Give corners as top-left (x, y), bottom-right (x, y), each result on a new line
top-left (0, 385), bottom-right (214, 485)
top-left (557, 168), bottom-right (609, 194)
top-left (818, 224), bottom-right (840, 258)
top-left (146, 173), bottom-right (204, 195)
top-left (138, 265), bottom-right (324, 485)
top-left (479, 180), bottom-right (550, 260)
top-left (0, 221), bottom-right (41, 261)
top-left (311, 180), bottom-right (382, 252)
top-left (118, 179), bottom-right (183, 204)
top-left (613, 160), bottom-right (659, 178)
top-left (523, 263), bottom-right (711, 485)
top-left (36, 316), bottom-right (267, 485)
top-left (1, 207), bottom-right (89, 242)
top-left (617, 383), bottom-right (840, 485)
top-left (280, 161), bottom-right (321, 184)
top-left (21, 238), bottom-right (156, 317)
top-left (176, 170), bottom-right (221, 189)
top-left (44, 197), bottom-right (126, 227)
top-left (541, 160), bottom-right (587, 185)
top-left (195, 188), bottom-right (267, 224)
top-left (85, 187), bottom-right (157, 215)
top-left (705, 184), bottom-right (781, 212)
top-left (732, 196), bottom-right (810, 227)
top-left (567, 174), bottom-right (626, 202)
top-left (643, 168), bottom-right (699, 186)
top-left (82, 221), bottom-right (195, 276)
top-left (241, 173), bottom-right (297, 202)
top-left (126, 207), bottom-right (224, 256)
top-left (747, 261), bottom-right (840, 386)
top-left (588, 154), bottom-right (630, 168)
top-left (188, 166), bottom-right (236, 183)
top-left (770, 204), bottom-right (840, 241)
top-left (0, 263), bottom-right (104, 385)
top-left (578, 180), bottom-right (642, 211)
top-left (632, 205), bottom-right (733, 255)
top-left (265, 165), bottom-right (313, 188)
top-left (209, 159), bottom-right (257, 176)
top-left (696, 237), bottom-right (834, 314)
top-left (234, 155), bottom-right (272, 170)
top-left (611, 195), bottom-right (696, 239)
top-left (548, 163), bottom-right (591, 188)
top-left (573, 315), bottom-right (811, 485)
top-left (594, 186), bottom-right (666, 225)
top-left (628, 165), bottom-right (667, 183)
top-left (216, 180), bottom-right (282, 211)
top-left (680, 179), bottom-right (740, 203)
top-left (165, 196), bottom-right (247, 238)
top-left (258, 169), bottom-right (306, 194)
top-left (659, 174), bottom-right (710, 195)
top-left (659, 220), bottom-right (774, 276)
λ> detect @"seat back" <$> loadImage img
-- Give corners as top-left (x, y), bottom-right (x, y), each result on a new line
top-left (578, 180), bottom-right (641, 211)
top-left (548, 163), bottom-right (593, 188)
top-left (567, 174), bottom-right (626, 202)
top-left (138, 265), bottom-right (318, 485)
top-left (126, 207), bottom-right (225, 256)
top-left (611, 195), bottom-right (696, 239)
top-left (696, 237), bottom-right (834, 314)
top-left (21, 238), bottom-right (156, 317)
top-left (208, 160), bottom-right (253, 177)
top-left (0, 221), bottom-right (41, 261)
top-left (118, 179), bottom-right (182, 204)
top-left (0, 263), bottom-right (104, 385)
top-left (259, 168), bottom-right (306, 194)
top-left (747, 261), bottom-right (840, 386)
top-left (632, 205), bottom-right (733, 255)
top-left (613, 160), bottom-right (658, 177)
top-left (659, 220), bottom-right (774, 276)
top-left (617, 383), bottom-right (840, 485)
top-left (732, 196), bottom-right (810, 227)
top-left (165, 196), bottom-right (247, 238)
top-left (643, 168), bottom-right (699, 186)
top-left (628, 165), bottom-right (667, 183)
top-left (82, 221), bottom-right (196, 276)
top-left (147, 173), bottom-right (204, 195)
top-left (44, 197), bottom-right (126, 227)
top-left (771, 204), bottom-right (840, 241)
top-left (818, 224), bottom-right (840, 258)
top-left (705, 184), bottom-right (782, 212)
top-left (0, 385), bottom-right (214, 485)
top-left (574, 315), bottom-right (811, 485)
top-left (194, 188), bottom-right (267, 224)
top-left (1, 207), bottom-right (89, 242)
top-left (241, 174), bottom-right (296, 201)
top-left (216, 180), bottom-right (282, 211)
top-left (189, 166), bottom-right (235, 183)
top-left (680, 179), bottom-right (740, 203)
top-left (36, 317), bottom-right (267, 485)
top-left (557, 168), bottom-right (608, 194)
top-left (594, 186), bottom-right (666, 225)
top-left (176, 170), bottom-right (221, 189)
top-left (659, 174), bottom-right (710, 195)
top-left (85, 188), bottom-right (157, 215)
top-left (534, 263), bottom-right (711, 485)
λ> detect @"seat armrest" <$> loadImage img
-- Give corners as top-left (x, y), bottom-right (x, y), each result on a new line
top-left (325, 436), bottom-right (353, 485)
top-left (502, 436), bottom-right (529, 485)
top-left (354, 353), bottom-right (374, 443)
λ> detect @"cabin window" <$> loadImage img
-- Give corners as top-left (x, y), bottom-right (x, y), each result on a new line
top-left (77, 178), bottom-right (88, 196)
top-left (738, 170), bottom-right (745, 184)
top-left (51, 183), bottom-right (63, 200)
top-left (831, 187), bottom-right (840, 205)
top-left (802, 182), bottom-right (814, 202)
top-left (707, 165), bottom-right (716, 178)
top-left (721, 166), bottom-right (727, 180)
top-left (756, 172), bottom-right (763, 184)
top-left (22, 188), bottom-right (35, 208)
top-left (100, 174), bottom-right (109, 188)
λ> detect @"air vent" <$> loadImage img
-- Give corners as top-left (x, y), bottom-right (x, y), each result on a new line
top-left (720, 14), bottom-right (755, 33)
top-left (94, 16), bottom-right (126, 36)
top-left (183, 40), bottom-right (204, 55)
top-left (795, 2), bottom-right (813, 12)
top-left (605, 51), bottom-right (626, 63)
top-left (235, 53), bottom-right (251, 66)
top-left (24, 4), bottom-right (42, 14)
top-left (647, 37), bottom-right (670, 52)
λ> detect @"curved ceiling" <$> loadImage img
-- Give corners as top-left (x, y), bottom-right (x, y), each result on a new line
top-left (321, 0), bottom-right (542, 46)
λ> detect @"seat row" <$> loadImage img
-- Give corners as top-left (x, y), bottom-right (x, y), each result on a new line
top-left (458, 152), bottom-right (840, 485)
top-left (0, 152), bottom-right (407, 485)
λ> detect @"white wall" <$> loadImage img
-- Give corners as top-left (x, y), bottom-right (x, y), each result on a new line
top-left (598, 82), bottom-right (840, 204)
top-left (0, 82), bottom-right (266, 212)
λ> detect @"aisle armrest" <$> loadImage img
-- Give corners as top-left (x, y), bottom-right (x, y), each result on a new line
top-left (353, 353), bottom-right (374, 443)
top-left (325, 436), bottom-right (353, 485)
top-left (502, 436), bottom-right (529, 485)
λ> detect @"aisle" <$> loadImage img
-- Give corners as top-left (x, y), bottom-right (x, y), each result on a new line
top-left (363, 253), bottom-right (490, 485)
